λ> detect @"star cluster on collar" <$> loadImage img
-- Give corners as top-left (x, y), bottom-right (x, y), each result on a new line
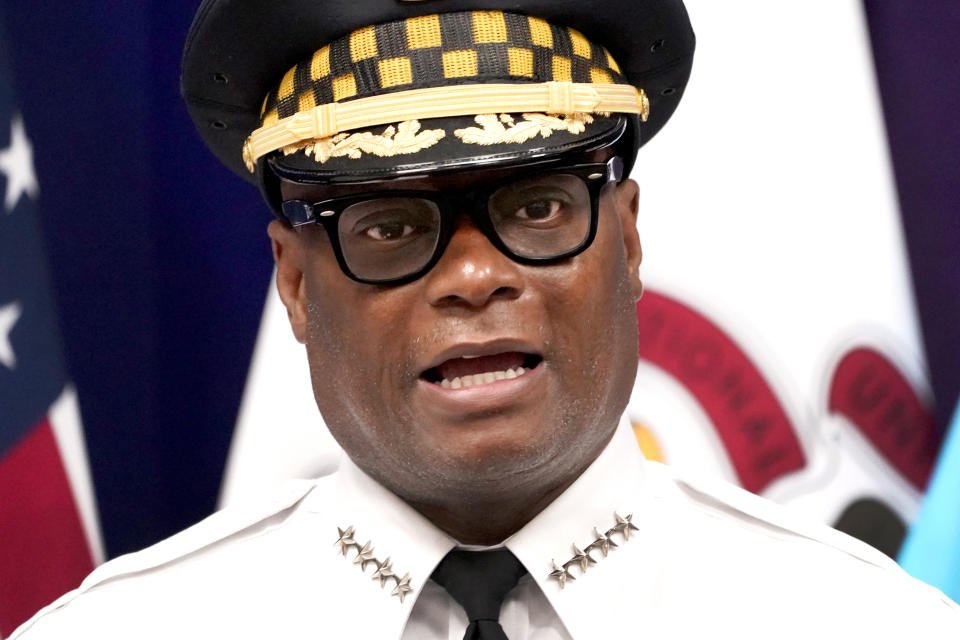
top-left (548, 512), bottom-right (639, 589)
top-left (335, 525), bottom-right (414, 603)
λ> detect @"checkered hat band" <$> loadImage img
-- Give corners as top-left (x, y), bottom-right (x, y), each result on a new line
top-left (260, 11), bottom-right (628, 125)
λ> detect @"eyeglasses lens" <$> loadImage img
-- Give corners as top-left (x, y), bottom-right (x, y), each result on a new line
top-left (488, 173), bottom-right (591, 258)
top-left (338, 197), bottom-right (442, 282)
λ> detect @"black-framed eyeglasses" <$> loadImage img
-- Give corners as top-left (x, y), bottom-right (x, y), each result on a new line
top-left (281, 155), bottom-right (624, 285)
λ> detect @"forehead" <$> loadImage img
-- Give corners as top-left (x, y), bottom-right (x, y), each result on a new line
top-left (277, 147), bottom-right (614, 202)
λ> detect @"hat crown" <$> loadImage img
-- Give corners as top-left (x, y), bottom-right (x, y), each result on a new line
top-left (181, 0), bottom-right (695, 184)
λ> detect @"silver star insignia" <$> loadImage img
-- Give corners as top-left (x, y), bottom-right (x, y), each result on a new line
top-left (391, 573), bottom-right (413, 603)
top-left (569, 544), bottom-right (597, 572)
top-left (353, 541), bottom-right (377, 570)
top-left (611, 512), bottom-right (639, 541)
top-left (371, 557), bottom-right (396, 587)
top-left (335, 526), bottom-right (357, 556)
top-left (586, 527), bottom-right (618, 557)
top-left (548, 559), bottom-right (576, 589)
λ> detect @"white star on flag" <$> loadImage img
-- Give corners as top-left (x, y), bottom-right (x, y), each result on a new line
top-left (0, 300), bottom-right (22, 369)
top-left (0, 114), bottom-right (39, 213)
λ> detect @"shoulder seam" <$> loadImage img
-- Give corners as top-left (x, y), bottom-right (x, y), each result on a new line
top-left (655, 462), bottom-right (901, 571)
top-left (9, 479), bottom-right (320, 638)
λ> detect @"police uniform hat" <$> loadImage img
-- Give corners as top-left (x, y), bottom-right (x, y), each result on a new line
top-left (181, 0), bottom-right (694, 205)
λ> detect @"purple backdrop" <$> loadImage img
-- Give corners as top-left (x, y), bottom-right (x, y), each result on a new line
top-left (864, 1), bottom-right (960, 431)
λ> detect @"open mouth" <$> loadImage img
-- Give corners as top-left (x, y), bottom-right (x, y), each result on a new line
top-left (421, 352), bottom-right (543, 389)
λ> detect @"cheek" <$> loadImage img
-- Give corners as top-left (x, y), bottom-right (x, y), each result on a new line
top-left (304, 296), bottom-right (393, 387)
top-left (542, 212), bottom-right (638, 402)
top-left (300, 235), bottom-right (401, 379)
top-left (300, 267), bottom-right (423, 445)
top-left (300, 264), bottom-right (381, 429)
top-left (303, 299), bottom-right (395, 468)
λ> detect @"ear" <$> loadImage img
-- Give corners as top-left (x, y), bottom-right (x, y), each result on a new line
top-left (613, 178), bottom-right (643, 300)
top-left (268, 220), bottom-right (309, 344)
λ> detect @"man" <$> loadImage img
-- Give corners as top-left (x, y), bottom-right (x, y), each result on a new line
top-left (12, 0), bottom-right (959, 638)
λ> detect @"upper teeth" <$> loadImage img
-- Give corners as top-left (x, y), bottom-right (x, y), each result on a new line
top-left (440, 367), bottom-right (527, 389)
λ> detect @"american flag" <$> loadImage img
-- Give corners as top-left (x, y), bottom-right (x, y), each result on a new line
top-left (0, 43), bottom-right (102, 637)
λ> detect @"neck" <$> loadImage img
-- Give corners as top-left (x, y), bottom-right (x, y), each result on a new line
top-left (408, 459), bottom-right (592, 546)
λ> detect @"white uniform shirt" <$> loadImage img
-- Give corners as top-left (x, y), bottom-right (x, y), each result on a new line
top-left (12, 419), bottom-right (960, 639)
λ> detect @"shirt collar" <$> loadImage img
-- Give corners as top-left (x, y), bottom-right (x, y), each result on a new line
top-left (317, 455), bottom-right (458, 635)
top-left (302, 415), bottom-right (649, 639)
top-left (505, 416), bottom-right (654, 638)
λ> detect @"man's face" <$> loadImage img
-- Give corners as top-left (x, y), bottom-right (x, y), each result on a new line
top-left (270, 156), bottom-right (643, 517)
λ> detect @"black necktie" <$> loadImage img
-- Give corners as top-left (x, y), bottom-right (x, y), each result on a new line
top-left (431, 548), bottom-right (528, 640)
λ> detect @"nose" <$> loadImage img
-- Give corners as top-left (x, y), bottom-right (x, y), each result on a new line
top-left (423, 217), bottom-right (524, 308)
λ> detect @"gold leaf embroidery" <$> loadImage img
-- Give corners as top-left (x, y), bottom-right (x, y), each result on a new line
top-left (454, 112), bottom-right (595, 146)
top-left (282, 120), bottom-right (446, 163)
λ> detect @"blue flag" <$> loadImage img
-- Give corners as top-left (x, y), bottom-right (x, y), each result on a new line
top-left (0, 29), bottom-right (99, 635)
top-left (899, 401), bottom-right (960, 603)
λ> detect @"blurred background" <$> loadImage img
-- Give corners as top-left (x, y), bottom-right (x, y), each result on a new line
top-left (0, 0), bottom-right (957, 635)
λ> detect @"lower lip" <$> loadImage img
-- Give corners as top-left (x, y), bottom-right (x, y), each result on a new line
top-left (416, 362), bottom-right (546, 415)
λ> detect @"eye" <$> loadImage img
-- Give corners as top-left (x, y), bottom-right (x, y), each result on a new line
top-left (515, 199), bottom-right (562, 221)
top-left (362, 221), bottom-right (416, 241)
top-left (491, 177), bottom-right (579, 228)
top-left (342, 197), bottom-right (439, 244)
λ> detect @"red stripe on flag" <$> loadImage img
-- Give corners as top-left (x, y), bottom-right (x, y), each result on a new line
top-left (0, 417), bottom-right (95, 637)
